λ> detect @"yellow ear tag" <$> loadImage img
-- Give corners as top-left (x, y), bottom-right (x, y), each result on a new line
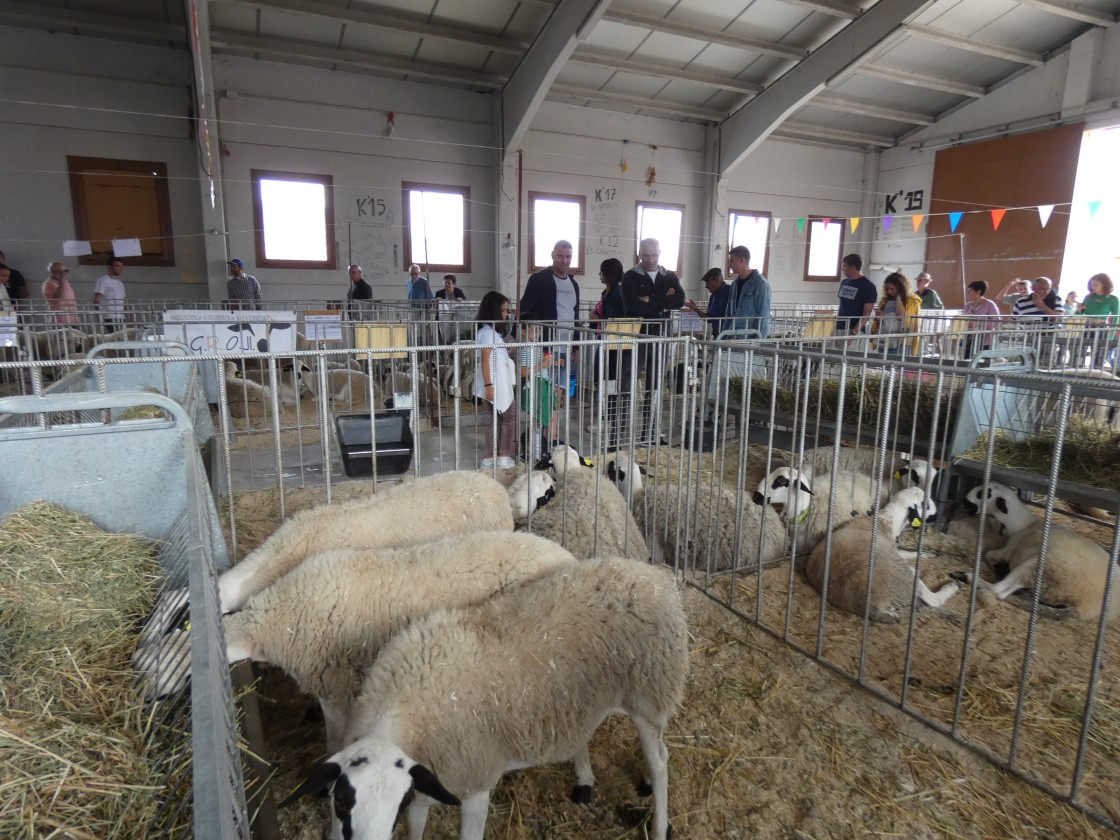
top-left (795, 507), bottom-right (810, 524)
top-left (183, 620), bottom-right (190, 633)
top-left (580, 457), bottom-right (593, 467)
top-left (910, 517), bottom-right (923, 528)
top-left (893, 469), bottom-right (904, 480)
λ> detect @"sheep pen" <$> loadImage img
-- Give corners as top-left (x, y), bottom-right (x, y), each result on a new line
top-left (228, 479), bottom-right (1120, 838)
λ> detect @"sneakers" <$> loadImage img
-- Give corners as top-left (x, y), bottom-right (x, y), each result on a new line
top-left (497, 456), bottom-right (517, 469)
top-left (481, 457), bottom-right (495, 469)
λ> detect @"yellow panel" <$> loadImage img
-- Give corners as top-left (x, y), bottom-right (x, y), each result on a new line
top-left (354, 323), bottom-right (409, 359)
top-left (805, 315), bottom-right (835, 338)
top-left (601, 317), bottom-right (642, 351)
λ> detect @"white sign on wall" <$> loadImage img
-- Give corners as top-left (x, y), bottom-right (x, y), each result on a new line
top-left (162, 310), bottom-right (298, 355)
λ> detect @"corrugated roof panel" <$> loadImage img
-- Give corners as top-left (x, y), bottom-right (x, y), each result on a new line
top-left (210, 5), bottom-right (263, 33)
top-left (255, 8), bottom-right (347, 44)
top-left (720, 0), bottom-right (818, 45)
top-left (554, 63), bottom-right (619, 89)
top-left (829, 74), bottom-right (963, 115)
top-left (582, 19), bottom-right (655, 54)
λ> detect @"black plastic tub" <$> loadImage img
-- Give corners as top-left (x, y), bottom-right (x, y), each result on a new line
top-left (335, 411), bottom-right (414, 478)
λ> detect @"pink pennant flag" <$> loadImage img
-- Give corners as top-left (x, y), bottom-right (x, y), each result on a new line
top-left (849, 217), bottom-right (861, 234)
top-left (911, 214), bottom-right (925, 233)
top-left (1037, 205), bottom-right (1054, 227)
top-left (991, 208), bottom-right (1007, 230)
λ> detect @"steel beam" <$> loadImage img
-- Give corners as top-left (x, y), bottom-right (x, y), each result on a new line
top-left (774, 120), bottom-right (896, 147)
top-left (570, 49), bottom-right (762, 95)
top-left (719, 0), bottom-right (935, 172)
top-left (500, 0), bottom-right (612, 150)
top-left (1016, 0), bottom-right (1116, 27)
top-left (858, 63), bottom-right (985, 98)
top-left (903, 23), bottom-right (1045, 65)
top-left (811, 94), bottom-right (935, 125)
top-left (602, 7), bottom-right (807, 61)
top-left (0, 0), bottom-right (186, 44)
top-left (549, 84), bottom-right (725, 121)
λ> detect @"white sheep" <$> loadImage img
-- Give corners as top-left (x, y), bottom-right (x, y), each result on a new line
top-left (218, 470), bottom-right (513, 613)
top-left (605, 451), bottom-right (644, 503)
top-left (223, 359), bottom-right (307, 406)
top-left (282, 556), bottom-right (688, 840)
top-left (520, 445), bottom-right (647, 561)
top-left (958, 483), bottom-right (1120, 622)
top-left (223, 365), bottom-right (274, 418)
top-left (221, 531), bottom-right (577, 751)
top-left (753, 465), bottom-right (885, 551)
top-left (805, 486), bottom-right (960, 623)
top-left (889, 458), bottom-right (938, 496)
top-left (26, 327), bottom-right (90, 361)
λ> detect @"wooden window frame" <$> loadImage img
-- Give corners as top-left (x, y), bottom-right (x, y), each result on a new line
top-left (635, 201), bottom-right (686, 275)
top-left (67, 156), bottom-right (175, 267)
top-left (804, 215), bottom-right (845, 282)
top-left (252, 169), bottom-right (336, 270)
top-left (528, 191), bottom-right (586, 275)
top-left (402, 181), bottom-right (472, 273)
top-left (728, 208), bottom-right (772, 276)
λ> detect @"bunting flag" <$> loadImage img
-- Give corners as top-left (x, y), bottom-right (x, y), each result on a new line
top-left (911, 214), bottom-right (925, 233)
top-left (1037, 205), bottom-right (1054, 227)
top-left (849, 217), bottom-right (861, 233)
top-left (773, 218), bottom-right (782, 232)
top-left (990, 208), bottom-right (1007, 230)
top-left (949, 212), bottom-right (963, 232)
top-left (882, 216), bottom-right (893, 234)
top-left (1089, 200), bottom-right (1102, 218)
top-left (797, 217), bottom-right (806, 233)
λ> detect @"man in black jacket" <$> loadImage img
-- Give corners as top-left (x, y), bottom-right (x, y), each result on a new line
top-left (622, 238), bottom-right (684, 445)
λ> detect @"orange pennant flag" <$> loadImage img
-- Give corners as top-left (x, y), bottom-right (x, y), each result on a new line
top-left (911, 214), bottom-right (925, 233)
top-left (849, 217), bottom-right (861, 234)
top-left (991, 208), bottom-right (1006, 230)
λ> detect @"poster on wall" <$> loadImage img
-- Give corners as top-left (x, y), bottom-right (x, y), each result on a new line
top-left (162, 309), bottom-right (297, 355)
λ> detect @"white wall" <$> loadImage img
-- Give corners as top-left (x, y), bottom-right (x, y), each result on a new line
top-left (0, 26), bottom-right (204, 302)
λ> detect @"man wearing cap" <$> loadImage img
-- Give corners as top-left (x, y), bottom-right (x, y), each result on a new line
top-left (915, 272), bottom-right (944, 310)
top-left (227, 259), bottom-right (261, 310)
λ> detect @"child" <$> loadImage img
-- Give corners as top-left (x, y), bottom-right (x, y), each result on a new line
top-left (472, 291), bottom-right (517, 469)
top-left (518, 312), bottom-right (563, 462)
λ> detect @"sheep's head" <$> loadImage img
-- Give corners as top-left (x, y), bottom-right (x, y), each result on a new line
top-left (889, 487), bottom-right (937, 534)
top-left (546, 444), bottom-right (592, 481)
top-left (962, 482), bottom-right (1025, 528)
top-left (508, 470), bottom-right (556, 521)
top-left (605, 454), bottom-right (644, 498)
top-left (752, 467), bottom-right (813, 522)
top-left (893, 459), bottom-right (938, 491)
top-left (281, 738), bottom-right (460, 840)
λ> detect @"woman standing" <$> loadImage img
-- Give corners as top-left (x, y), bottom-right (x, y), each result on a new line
top-left (1079, 273), bottom-right (1119, 369)
top-left (874, 272), bottom-right (921, 356)
top-left (472, 291), bottom-right (517, 469)
top-left (960, 280), bottom-right (1000, 360)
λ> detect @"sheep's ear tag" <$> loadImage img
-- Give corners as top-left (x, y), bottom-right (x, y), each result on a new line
top-left (910, 516), bottom-right (923, 528)
top-left (579, 456), bottom-right (593, 468)
top-left (795, 507), bottom-right (810, 524)
top-left (893, 468), bottom-right (904, 480)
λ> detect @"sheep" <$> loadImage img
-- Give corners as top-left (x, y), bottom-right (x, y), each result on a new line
top-left (223, 364), bottom-right (274, 418)
top-left (507, 469), bottom-right (556, 523)
top-left (889, 458), bottom-right (938, 496)
top-left (25, 327), bottom-right (90, 361)
top-left (1036, 368), bottom-right (1120, 431)
top-left (605, 451), bottom-right (644, 503)
top-left (223, 359), bottom-right (307, 406)
top-left (752, 465), bottom-right (886, 552)
top-left (520, 445), bottom-right (647, 561)
top-left (317, 367), bottom-right (380, 409)
top-left (282, 556), bottom-right (688, 840)
top-left (220, 531), bottom-right (577, 751)
top-left (957, 483), bottom-right (1120, 622)
top-left (805, 486), bottom-right (960, 623)
top-left (218, 470), bottom-right (513, 613)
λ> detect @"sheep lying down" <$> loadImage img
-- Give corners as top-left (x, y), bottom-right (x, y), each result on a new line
top-left (806, 487), bottom-right (959, 623)
top-left (284, 556), bottom-right (688, 840)
top-left (958, 483), bottom-right (1119, 623)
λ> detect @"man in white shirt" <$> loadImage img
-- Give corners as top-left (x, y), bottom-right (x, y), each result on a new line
top-left (94, 257), bottom-right (127, 328)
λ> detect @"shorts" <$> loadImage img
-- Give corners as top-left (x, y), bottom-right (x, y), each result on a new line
top-left (521, 375), bottom-right (558, 426)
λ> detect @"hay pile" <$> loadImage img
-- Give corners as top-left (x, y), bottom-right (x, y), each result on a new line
top-left (958, 419), bottom-right (1120, 492)
top-left (730, 373), bottom-right (960, 438)
top-left (0, 501), bottom-right (188, 838)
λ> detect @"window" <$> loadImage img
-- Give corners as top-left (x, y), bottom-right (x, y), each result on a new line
top-left (635, 202), bottom-right (684, 273)
top-left (728, 209), bottom-right (771, 274)
top-left (529, 192), bottom-right (585, 273)
top-left (805, 216), bottom-right (844, 281)
top-left (403, 182), bottom-right (471, 273)
top-left (67, 156), bottom-right (175, 266)
top-left (252, 169), bottom-right (335, 269)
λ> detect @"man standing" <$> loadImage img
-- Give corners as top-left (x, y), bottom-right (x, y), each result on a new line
top-left (407, 264), bottom-right (432, 308)
top-left (346, 264), bottom-right (373, 322)
top-left (94, 257), bottom-right (127, 328)
top-left (0, 250), bottom-right (28, 311)
top-left (684, 268), bottom-right (731, 338)
top-left (622, 238), bottom-right (684, 445)
top-left (520, 239), bottom-right (580, 348)
top-left (227, 259), bottom-right (261, 309)
top-left (836, 253), bottom-right (877, 337)
top-left (915, 272), bottom-right (944, 310)
top-left (43, 261), bottom-right (78, 324)
top-left (725, 245), bottom-right (772, 337)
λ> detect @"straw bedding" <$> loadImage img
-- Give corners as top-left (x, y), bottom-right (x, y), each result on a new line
top-left (229, 479), bottom-right (1119, 838)
top-left (0, 501), bottom-right (191, 839)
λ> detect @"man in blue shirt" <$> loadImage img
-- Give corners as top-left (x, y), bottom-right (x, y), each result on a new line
top-left (684, 268), bottom-right (731, 337)
top-left (836, 253), bottom-right (877, 336)
top-left (725, 245), bottom-right (771, 337)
